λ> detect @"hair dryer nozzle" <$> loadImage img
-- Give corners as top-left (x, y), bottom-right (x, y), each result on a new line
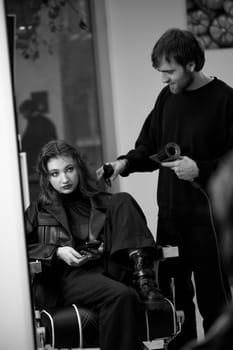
top-left (150, 143), bottom-right (181, 163)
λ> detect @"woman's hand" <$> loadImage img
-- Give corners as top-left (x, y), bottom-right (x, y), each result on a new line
top-left (84, 242), bottom-right (104, 259)
top-left (56, 246), bottom-right (94, 267)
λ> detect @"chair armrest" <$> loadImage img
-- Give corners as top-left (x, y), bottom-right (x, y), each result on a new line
top-left (162, 246), bottom-right (179, 259)
top-left (153, 246), bottom-right (179, 290)
top-left (154, 245), bottom-right (179, 261)
top-left (29, 260), bottom-right (42, 275)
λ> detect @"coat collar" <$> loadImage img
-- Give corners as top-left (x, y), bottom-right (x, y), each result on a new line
top-left (44, 198), bottom-right (71, 234)
top-left (43, 191), bottom-right (112, 239)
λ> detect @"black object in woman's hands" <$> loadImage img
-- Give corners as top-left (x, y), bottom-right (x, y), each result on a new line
top-left (103, 163), bottom-right (114, 186)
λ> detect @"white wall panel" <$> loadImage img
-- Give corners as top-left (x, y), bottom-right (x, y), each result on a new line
top-left (0, 1), bottom-right (35, 349)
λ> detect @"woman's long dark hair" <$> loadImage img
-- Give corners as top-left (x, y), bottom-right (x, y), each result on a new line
top-left (36, 140), bottom-right (100, 205)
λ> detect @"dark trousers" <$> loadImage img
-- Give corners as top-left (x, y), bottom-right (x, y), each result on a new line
top-left (157, 211), bottom-right (231, 350)
top-left (58, 192), bottom-right (157, 350)
top-left (60, 264), bottom-right (142, 350)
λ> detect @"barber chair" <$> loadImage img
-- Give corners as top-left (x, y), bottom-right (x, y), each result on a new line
top-left (30, 246), bottom-right (183, 350)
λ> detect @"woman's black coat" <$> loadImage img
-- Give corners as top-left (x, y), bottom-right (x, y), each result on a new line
top-left (25, 191), bottom-right (112, 309)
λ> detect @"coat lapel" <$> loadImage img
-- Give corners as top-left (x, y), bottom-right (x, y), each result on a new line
top-left (43, 192), bottom-right (112, 240)
top-left (89, 192), bottom-right (112, 240)
top-left (89, 208), bottom-right (106, 240)
top-left (44, 200), bottom-right (71, 235)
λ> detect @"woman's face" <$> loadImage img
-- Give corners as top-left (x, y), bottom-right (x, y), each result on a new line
top-left (47, 155), bottom-right (79, 194)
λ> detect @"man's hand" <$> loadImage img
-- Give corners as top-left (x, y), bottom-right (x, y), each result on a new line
top-left (56, 246), bottom-right (94, 267)
top-left (161, 156), bottom-right (199, 181)
top-left (96, 159), bottom-right (128, 185)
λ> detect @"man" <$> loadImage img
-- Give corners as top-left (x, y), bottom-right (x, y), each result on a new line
top-left (97, 28), bottom-right (233, 348)
top-left (19, 98), bottom-right (57, 174)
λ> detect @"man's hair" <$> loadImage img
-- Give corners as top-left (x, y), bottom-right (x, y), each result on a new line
top-left (151, 28), bottom-right (205, 71)
top-left (19, 99), bottom-right (39, 114)
top-left (36, 139), bottom-right (99, 205)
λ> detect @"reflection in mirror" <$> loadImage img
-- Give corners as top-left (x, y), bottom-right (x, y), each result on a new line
top-left (5, 0), bottom-right (103, 203)
top-left (5, 2), bottom-right (104, 348)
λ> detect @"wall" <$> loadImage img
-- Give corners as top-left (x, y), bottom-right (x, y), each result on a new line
top-left (0, 1), bottom-right (35, 348)
top-left (98, 0), bottom-right (233, 235)
top-left (100, 0), bottom-right (187, 234)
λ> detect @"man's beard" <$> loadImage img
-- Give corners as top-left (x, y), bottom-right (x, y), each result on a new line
top-left (169, 71), bottom-right (194, 94)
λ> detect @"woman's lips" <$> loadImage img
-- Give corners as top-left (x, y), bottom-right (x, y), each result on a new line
top-left (62, 185), bottom-right (72, 189)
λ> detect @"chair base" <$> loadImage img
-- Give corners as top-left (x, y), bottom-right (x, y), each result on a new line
top-left (38, 298), bottom-right (179, 349)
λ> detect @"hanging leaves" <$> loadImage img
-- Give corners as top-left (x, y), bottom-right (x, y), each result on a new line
top-left (6, 0), bottom-right (89, 59)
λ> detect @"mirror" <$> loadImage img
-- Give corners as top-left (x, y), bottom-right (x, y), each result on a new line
top-left (4, 2), bottom-right (105, 347)
top-left (5, 0), bottom-right (104, 203)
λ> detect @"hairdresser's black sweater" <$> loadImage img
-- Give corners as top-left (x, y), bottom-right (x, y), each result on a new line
top-left (120, 78), bottom-right (233, 215)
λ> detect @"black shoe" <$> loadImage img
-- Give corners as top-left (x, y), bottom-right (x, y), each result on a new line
top-left (136, 275), bottom-right (167, 311)
top-left (129, 249), bottom-right (167, 311)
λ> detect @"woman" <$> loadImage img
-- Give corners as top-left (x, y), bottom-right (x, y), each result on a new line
top-left (25, 139), bottom-right (165, 350)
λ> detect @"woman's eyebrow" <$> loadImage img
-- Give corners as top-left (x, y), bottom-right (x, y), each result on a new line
top-left (65, 162), bottom-right (75, 168)
top-left (48, 168), bottom-right (58, 173)
top-left (48, 162), bottom-right (75, 172)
